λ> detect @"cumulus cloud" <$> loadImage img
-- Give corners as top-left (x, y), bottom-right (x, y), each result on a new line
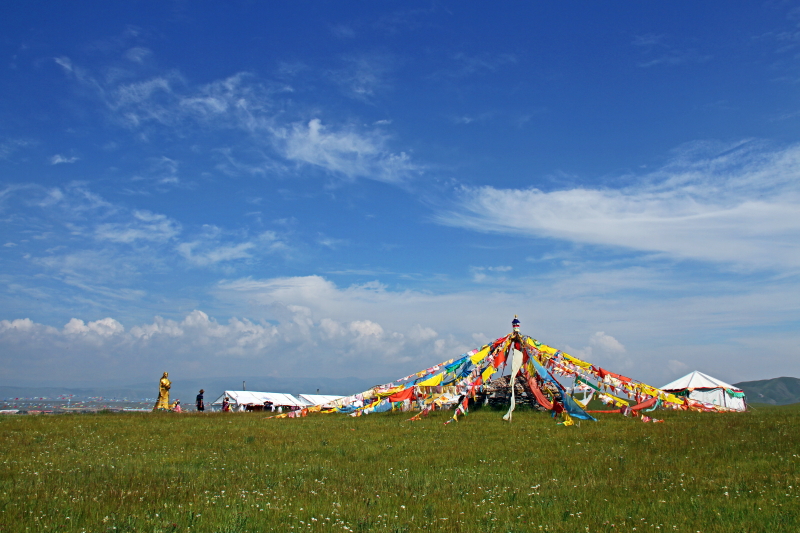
top-left (589, 331), bottom-right (626, 354)
top-left (0, 305), bottom-right (427, 384)
top-left (438, 142), bottom-right (800, 270)
top-left (667, 359), bottom-right (689, 376)
top-left (3, 272), bottom-right (800, 386)
top-left (563, 332), bottom-right (629, 371)
top-left (64, 317), bottom-right (125, 338)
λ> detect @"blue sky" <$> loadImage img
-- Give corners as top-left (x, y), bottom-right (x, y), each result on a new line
top-left (2, 2), bottom-right (799, 389)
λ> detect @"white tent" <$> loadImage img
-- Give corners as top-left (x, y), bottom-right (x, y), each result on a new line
top-left (298, 394), bottom-right (344, 408)
top-left (211, 391), bottom-right (306, 412)
top-left (660, 371), bottom-right (747, 411)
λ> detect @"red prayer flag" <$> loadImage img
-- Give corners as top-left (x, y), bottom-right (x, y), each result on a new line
top-left (388, 387), bottom-right (416, 403)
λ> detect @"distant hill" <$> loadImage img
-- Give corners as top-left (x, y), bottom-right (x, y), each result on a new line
top-left (734, 376), bottom-right (800, 405)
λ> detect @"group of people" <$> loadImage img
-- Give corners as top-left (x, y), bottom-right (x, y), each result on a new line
top-left (155, 373), bottom-right (295, 413)
top-left (162, 388), bottom-right (206, 412)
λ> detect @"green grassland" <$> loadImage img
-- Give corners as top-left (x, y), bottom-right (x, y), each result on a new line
top-left (1, 405), bottom-right (798, 533)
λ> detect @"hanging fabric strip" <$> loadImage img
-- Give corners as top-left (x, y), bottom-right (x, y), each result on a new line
top-left (503, 347), bottom-right (524, 422)
top-left (531, 358), bottom-right (596, 421)
top-left (521, 366), bottom-right (553, 410)
top-left (417, 373), bottom-right (444, 387)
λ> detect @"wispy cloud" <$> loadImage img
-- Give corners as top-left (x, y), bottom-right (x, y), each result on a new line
top-left (50, 154), bottom-right (79, 165)
top-left (329, 52), bottom-right (394, 101)
top-left (95, 210), bottom-right (181, 243)
top-left (177, 230), bottom-right (286, 266)
top-left (470, 265), bottom-right (512, 283)
top-left (274, 118), bottom-right (420, 183)
top-left (632, 33), bottom-right (712, 68)
top-left (0, 138), bottom-right (32, 160)
top-left (330, 24), bottom-right (356, 39)
top-left (317, 235), bottom-right (349, 249)
top-left (124, 46), bottom-right (152, 64)
top-left (54, 56), bottom-right (73, 72)
top-left (438, 141), bottom-right (800, 270)
top-left (55, 55), bottom-right (420, 185)
top-left (449, 52), bottom-right (518, 76)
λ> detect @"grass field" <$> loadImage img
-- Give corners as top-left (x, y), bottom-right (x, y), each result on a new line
top-left (1, 404), bottom-right (798, 533)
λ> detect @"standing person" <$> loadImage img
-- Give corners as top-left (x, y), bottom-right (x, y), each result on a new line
top-left (222, 396), bottom-right (230, 412)
top-left (196, 389), bottom-right (205, 412)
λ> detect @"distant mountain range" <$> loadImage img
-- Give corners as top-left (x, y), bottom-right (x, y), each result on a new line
top-left (734, 376), bottom-right (800, 406)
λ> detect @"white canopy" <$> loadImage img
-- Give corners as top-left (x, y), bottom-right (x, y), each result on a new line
top-left (661, 371), bottom-right (741, 392)
top-left (211, 390), bottom-right (306, 408)
top-left (660, 371), bottom-right (746, 411)
top-left (298, 394), bottom-right (344, 407)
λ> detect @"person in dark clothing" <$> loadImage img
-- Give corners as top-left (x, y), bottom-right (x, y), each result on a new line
top-left (196, 389), bottom-right (205, 412)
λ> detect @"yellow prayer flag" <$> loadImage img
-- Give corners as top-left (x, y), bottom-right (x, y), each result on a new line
top-left (417, 373), bottom-right (444, 387)
top-left (562, 353), bottom-right (592, 369)
top-left (470, 346), bottom-right (491, 364)
top-left (482, 366), bottom-right (495, 382)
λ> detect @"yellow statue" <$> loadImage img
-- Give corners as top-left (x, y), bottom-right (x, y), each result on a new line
top-left (153, 371), bottom-right (171, 411)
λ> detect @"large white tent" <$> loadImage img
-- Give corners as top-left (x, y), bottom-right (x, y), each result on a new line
top-left (660, 371), bottom-right (747, 411)
top-left (211, 391), bottom-right (306, 411)
top-left (298, 394), bottom-right (344, 407)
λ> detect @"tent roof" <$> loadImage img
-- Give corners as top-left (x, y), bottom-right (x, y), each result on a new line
top-left (660, 371), bottom-right (741, 392)
top-left (298, 394), bottom-right (344, 406)
top-left (210, 391), bottom-right (306, 407)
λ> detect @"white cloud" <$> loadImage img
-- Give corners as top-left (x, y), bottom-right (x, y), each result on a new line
top-left (274, 118), bottom-right (419, 183)
top-left (125, 47), bottom-right (152, 64)
top-left (408, 324), bottom-right (438, 343)
top-left (50, 155), bottom-right (79, 165)
top-left (57, 57), bottom-right (420, 184)
top-left (64, 317), bottom-right (125, 337)
top-left (54, 56), bottom-right (73, 72)
top-left (563, 332), bottom-right (629, 371)
top-left (329, 53), bottom-right (393, 100)
top-left (667, 359), bottom-right (689, 376)
top-left (2, 272), bottom-right (800, 386)
top-left (631, 34), bottom-right (712, 68)
top-left (0, 139), bottom-right (32, 160)
top-left (177, 241), bottom-right (255, 266)
top-left (470, 265), bottom-right (512, 282)
top-left (95, 211), bottom-right (181, 243)
top-left (448, 52), bottom-right (518, 77)
top-left (589, 331), bottom-right (626, 354)
top-left (317, 235), bottom-right (349, 249)
top-left (176, 230), bottom-right (285, 266)
top-left (438, 142), bottom-right (800, 270)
